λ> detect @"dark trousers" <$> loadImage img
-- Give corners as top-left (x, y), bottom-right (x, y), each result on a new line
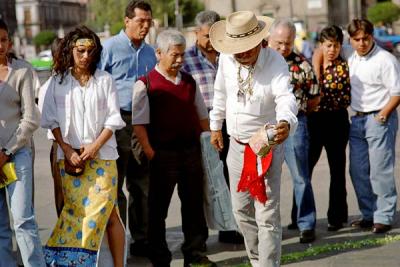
top-left (116, 113), bottom-right (149, 243)
top-left (308, 109), bottom-right (350, 225)
top-left (148, 145), bottom-right (208, 266)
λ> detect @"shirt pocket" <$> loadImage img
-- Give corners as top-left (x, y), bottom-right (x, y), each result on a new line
top-left (243, 93), bottom-right (264, 115)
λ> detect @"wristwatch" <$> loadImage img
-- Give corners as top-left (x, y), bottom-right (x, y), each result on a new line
top-left (1, 148), bottom-right (12, 157)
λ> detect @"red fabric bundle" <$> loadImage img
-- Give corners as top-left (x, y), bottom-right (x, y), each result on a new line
top-left (237, 145), bottom-right (273, 204)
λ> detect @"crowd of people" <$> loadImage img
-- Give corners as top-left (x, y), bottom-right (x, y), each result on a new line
top-left (0, 0), bottom-right (399, 267)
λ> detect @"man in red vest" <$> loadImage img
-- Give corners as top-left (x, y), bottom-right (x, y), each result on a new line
top-left (131, 29), bottom-right (215, 267)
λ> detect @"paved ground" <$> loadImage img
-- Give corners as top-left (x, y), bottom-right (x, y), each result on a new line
top-left (30, 110), bottom-right (400, 267)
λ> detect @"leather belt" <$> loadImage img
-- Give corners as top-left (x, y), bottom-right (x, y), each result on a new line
top-left (234, 138), bottom-right (247, 145)
top-left (355, 110), bottom-right (378, 116)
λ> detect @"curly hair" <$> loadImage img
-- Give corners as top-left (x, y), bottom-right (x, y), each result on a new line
top-left (52, 26), bottom-right (102, 83)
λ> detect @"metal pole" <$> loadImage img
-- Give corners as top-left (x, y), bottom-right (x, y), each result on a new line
top-left (175, 0), bottom-right (182, 30)
top-left (289, 0), bottom-right (294, 18)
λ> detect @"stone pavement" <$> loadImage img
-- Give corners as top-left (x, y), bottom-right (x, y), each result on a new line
top-left (31, 112), bottom-right (400, 267)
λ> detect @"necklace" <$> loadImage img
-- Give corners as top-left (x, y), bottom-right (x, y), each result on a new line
top-left (237, 64), bottom-right (255, 98)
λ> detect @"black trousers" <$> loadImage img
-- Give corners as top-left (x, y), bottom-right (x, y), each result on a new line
top-left (115, 113), bottom-right (149, 243)
top-left (148, 145), bottom-right (208, 266)
top-left (308, 109), bottom-right (350, 225)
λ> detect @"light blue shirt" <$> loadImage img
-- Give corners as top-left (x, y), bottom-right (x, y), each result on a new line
top-left (98, 30), bottom-right (157, 111)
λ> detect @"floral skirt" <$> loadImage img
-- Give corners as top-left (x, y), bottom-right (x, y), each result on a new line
top-left (44, 159), bottom-right (119, 266)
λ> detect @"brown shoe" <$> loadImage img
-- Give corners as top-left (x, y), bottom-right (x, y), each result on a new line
top-left (372, 223), bottom-right (391, 234)
top-left (350, 219), bottom-right (373, 229)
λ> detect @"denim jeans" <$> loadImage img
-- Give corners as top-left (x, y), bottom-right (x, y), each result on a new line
top-left (284, 114), bottom-right (316, 231)
top-left (228, 139), bottom-right (283, 267)
top-left (350, 111), bottom-right (398, 225)
top-left (0, 147), bottom-right (45, 267)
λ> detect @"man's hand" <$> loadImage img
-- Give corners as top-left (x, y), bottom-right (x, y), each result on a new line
top-left (80, 143), bottom-right (100, 161)
top-left (307, 95), bottom-right (321, 114)
top-left (210, 130), bottom-right (224, 152)
top-left (143, 147), bottom-right (155, 160)
top-left (274, 121), bottom-right (290, 144)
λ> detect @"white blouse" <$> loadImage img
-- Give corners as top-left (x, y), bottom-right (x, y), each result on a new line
top-left (41, 69), bottom-right (126, 160)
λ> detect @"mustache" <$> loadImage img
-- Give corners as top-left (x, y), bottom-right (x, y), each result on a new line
top-left (171, 63), bottom-right (182, 68)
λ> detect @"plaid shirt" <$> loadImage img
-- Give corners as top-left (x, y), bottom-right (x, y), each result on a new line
top-left (183, 45), bottom-right (218, 110)
top-left (286, 52), bottom-right (319, 113)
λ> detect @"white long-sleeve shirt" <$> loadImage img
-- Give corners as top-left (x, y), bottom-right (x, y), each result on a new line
top-left (210, 47), bottom-right (298, 143)
top-left (41, 69), bottom-right (126, 160)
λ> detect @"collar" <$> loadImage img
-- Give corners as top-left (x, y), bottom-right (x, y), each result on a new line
top-left (155, 64), bottom-right (181, 85)
top-left (119, 30), bottom-right (145, 50)
top-left (355, 42), bottom-right (377, 60)
top-left (194, 44), bottom-right (219, 65)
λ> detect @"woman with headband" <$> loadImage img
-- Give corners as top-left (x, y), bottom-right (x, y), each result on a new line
top-left (41, 26), bottom-right (126, 266)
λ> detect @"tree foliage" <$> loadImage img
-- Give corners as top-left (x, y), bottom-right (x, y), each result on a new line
top-left (367, 1), bottom-right (400, 25)
top-left (87, 0), bottom-right (204, 31)
top-left (87, 0), bottom-right (128, 32)
top-left (33, 30), bottom-right (57, 47)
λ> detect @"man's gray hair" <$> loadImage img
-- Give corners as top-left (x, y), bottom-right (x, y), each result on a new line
top-left (156, 29), bottom-right (186, 53)
top-left (195, 10), bottom-right (220, 27)
top-left (270, 18), bottom-right (296, 36)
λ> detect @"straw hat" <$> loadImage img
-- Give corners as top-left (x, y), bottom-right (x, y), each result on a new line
top-left (209, 11), bottom-right (274, 54)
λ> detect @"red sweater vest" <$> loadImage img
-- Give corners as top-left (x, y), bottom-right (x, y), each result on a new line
top-left (138, 69), bottom-right (201, 149)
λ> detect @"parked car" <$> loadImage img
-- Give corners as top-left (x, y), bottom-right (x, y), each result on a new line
top-left (374, 28), bottom-right (400, 53)
top-left (374, 37), bottom-right (394, 53)
top-left (30, 49), bottom-right (53, 71)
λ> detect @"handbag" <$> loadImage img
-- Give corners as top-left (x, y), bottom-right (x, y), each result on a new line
top-left (0, 162), bottom-right (18, 188)
top-left (64, 148), bottom-right (85, 176)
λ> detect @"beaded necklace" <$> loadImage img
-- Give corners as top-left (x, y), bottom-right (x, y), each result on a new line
top-left (237, 64), bottom-right (255, 99)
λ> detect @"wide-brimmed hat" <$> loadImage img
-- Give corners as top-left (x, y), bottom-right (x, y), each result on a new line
top-left (209, 11), bottom-right (274, 54)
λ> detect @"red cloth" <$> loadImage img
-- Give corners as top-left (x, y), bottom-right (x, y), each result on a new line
top-left (237, 145), bottom-right (273, 204)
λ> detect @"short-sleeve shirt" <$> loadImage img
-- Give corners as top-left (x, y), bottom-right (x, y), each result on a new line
top-left (285, 52), bottom-right (319, 113)
top-left (319, 57), bottom-right (351, 111)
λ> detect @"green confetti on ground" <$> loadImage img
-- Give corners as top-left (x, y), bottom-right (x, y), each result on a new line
top-left (224, 234), bottom-right (400, 267)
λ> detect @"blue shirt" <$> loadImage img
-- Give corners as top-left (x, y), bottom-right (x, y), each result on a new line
top-left (98, 30), bottom-right (157, 111)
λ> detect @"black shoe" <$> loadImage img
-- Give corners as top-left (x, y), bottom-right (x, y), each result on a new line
top-left (184, 256), bottom-right (217, 267)
top-left (372, 223), bottom-right (391, 234)
top-left (299, 229), bottom-right (315, 243)
top-left (218, 230), bottom-right (244, 244)
top-left (327, 223), bottom-right (343, 231)
top-left (130, 240), bottom-right (149, 257)
top-left (350, 219), bottom-right (373, 229)
top-left (287, 222), bottom-right (299, 230)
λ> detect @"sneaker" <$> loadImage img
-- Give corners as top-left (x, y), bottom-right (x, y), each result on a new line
top-left (184, 256), bottom-right (217, 267)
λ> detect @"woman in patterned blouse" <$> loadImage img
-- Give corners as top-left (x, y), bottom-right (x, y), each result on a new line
top-left (309, 25), bottom-right (351, 232)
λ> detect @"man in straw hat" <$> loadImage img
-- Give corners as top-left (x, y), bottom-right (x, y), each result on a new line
top-left (209, 11), bottom-right (298, 267)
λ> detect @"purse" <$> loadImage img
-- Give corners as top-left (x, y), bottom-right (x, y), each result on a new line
top-left (0, 162), bottom-right (18, 188)
top-left (64, 148), bottom-right (85, 176)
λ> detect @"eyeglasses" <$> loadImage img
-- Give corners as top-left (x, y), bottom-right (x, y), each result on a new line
top-left (132, 17), bottom-right (154, 26)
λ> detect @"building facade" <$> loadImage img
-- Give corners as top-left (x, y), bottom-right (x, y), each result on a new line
top-left (202, 0), bottom-right (389, 34)
top-left (0, 0), bottom-right (17, 34)
top-left (15, 0), bottom-right (87, 43)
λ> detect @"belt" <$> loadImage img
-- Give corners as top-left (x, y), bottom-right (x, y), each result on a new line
top-left (234, 138), bottom-right (247, 145)
top-left (120, 109), bottom-right (131, 116)
top-left (355, 110), bottom-right (378, 116)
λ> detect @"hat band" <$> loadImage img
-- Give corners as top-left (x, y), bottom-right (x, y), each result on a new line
top-left (226, 25), bottom-right (260, 38)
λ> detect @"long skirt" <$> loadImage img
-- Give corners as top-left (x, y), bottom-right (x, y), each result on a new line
top-left (43, 159), bottom-right (120, 266)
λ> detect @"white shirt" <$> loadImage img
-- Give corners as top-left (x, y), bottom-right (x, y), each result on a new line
top-left (131, 65), bottom-right (209, 125)
top-left (210, 47), bottom-right (298, 143)
top-left (41, 69), bottom-right (126, 160)
top-left (343, 44), bottom-right (400, 112)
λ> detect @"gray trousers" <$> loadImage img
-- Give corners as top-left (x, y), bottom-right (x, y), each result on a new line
top-left (227, 139), bottom-right (283, 267)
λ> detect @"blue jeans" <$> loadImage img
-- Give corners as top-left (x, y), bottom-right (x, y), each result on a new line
top-left (350, 111), bottom-right (398, 225)
top-left (284, 114), bottom-right (316, 230)
top-left (0, 147), bottom-right (45, 267)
